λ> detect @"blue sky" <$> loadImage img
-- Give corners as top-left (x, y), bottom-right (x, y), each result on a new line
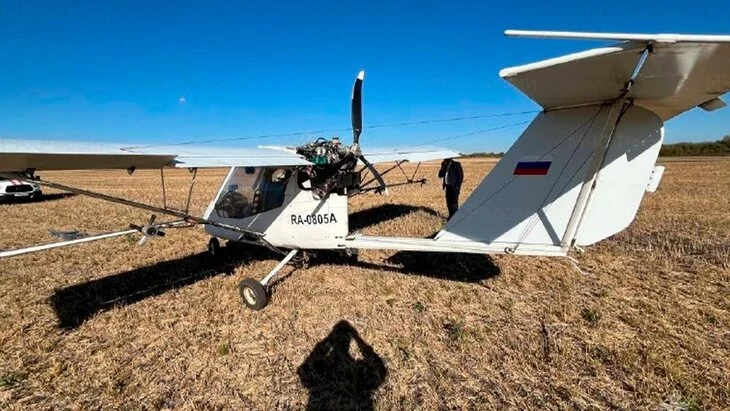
top-left (2, 1), bottom-right (729, 153)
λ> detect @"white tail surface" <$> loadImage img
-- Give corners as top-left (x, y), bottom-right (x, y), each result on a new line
top-left (435, 104), bottom-right (663, 252)
top-left (573, 107), bottom-right (663, 246)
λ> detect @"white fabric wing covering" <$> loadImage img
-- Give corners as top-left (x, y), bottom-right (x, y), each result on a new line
top-left (155, 147), bottom-right (312, 168)
top-left (0, 140), bottom-right (311, 171)
top-left (500, 41), bottom-right (730, 120)
top-left (361, 146), bottom-right (461, 164)
top-left (0, 139), bottom-right (457, 171)
top-left (0, 139), bottom-right (177, 171)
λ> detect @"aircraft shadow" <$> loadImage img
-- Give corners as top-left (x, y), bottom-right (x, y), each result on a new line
top-left (384, 250), bottom-right (500, 283)
top-left (49, 246), bottom-right (277, 329)
top-left (348, 203), bottom-right (441, 232)
top-left (345, 205), bottom-right (500, 282)
top-left (306, 248), bottom-right (500, 284)
top-left (0, 193), bottom-right (76, 204)
top-left (50, 203), bottom-right (495, 329)
top-left (298, 320), bottom-right (387, 411)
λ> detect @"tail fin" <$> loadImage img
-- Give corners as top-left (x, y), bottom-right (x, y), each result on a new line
top-left (435, 104), bottom-right (662, 253)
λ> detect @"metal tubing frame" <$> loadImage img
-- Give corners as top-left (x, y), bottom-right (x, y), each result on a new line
top-left (0, 220), bottom-right (191, 259)
top-left (183, 168), bottom-right (197, 214)
top-left (160, 169), bottom-right (168, 209)
top-left (260, 249), bottom-right (298, 286)
top-left (0, 172), bottom-right (268, 242)
top-left (0, 229), bottom-right (139, 259)
top-left (358, 178), bottom-right (426, 194)
top-left (359, 157), bottom-right (388, 194)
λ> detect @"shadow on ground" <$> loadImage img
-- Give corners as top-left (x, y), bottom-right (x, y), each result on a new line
top-left (298, 320), bottom-right (387, 411)
top-left (0, 193), bottom-right (76, 204)
top-left (49, 246), bottom-right (278, 329)
top-left (349, 203), bottom-right (441, 232)
top-left (51, 203), bottom-right (498, 328)
top-left (306, 250), bottom-right (500, 284)
top-left (347, 204), bottom-right (500, 282)
top-left (386, 250), bottom-right (500, 282)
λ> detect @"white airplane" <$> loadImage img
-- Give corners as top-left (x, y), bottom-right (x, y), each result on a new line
top-left (2, 30), bottom-right (729, 311)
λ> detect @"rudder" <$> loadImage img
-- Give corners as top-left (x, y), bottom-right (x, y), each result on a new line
top-left (435, 104), bottom-right (663, 253)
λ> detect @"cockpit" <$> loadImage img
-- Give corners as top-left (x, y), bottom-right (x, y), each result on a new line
top-left (213, 167), bottom-right (292, 219)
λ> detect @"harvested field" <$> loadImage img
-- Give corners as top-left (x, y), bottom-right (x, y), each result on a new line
top-left (0, 158), bottom-right (728, 410)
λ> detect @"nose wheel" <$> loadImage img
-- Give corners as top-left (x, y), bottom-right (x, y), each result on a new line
top-left (239, 278), bottom-right (268, 310)
top-left (237, 249), bottom-right (299, 311)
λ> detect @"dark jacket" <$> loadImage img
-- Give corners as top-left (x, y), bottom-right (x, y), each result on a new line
top-left (438, 159), bottom-right (463, 190)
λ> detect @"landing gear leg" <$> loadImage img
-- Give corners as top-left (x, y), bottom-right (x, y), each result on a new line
top-left (239, 249), bottom-right (298, 311)
top-left (208, 237), bottom-right (221, 257)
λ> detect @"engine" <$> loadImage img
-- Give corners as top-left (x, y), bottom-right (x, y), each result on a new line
top-left (295, 137), bottom-right (361, 198)
top-left (291, 70), bottom-right (380, 198)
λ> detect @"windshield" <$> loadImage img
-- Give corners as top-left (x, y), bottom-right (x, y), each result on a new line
top-left (214, 167), bottom-right (292, 219)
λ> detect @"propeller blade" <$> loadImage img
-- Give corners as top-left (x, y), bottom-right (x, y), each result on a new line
top-left (148, 214), bottom-right (156, 225)
top-left (351, 70), bottom-right (364, 145)
top-left (138, 236), bottom-right (149, 246)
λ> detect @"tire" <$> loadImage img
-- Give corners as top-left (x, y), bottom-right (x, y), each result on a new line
top-left (239, 278), bottom-right (268, 310)
top-left (343, 248), bottom-right (359, 264)
top-left (208, 237), bottom-right (222, 257)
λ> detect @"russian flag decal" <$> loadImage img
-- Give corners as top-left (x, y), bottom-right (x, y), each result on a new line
top-left (514, 161), bottom-right (552, 176)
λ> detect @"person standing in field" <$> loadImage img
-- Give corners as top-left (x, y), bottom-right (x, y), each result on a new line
top-left (438, 158), bottom-right (464, 220)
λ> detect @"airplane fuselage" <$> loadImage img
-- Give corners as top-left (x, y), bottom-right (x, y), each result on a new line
top-left (204, 166), bottom-right (349, 250)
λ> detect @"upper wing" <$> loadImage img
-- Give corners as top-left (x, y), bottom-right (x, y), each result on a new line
top-left (0, 139), bottom-right (311, 172)
top-left (361, 146), bottom-right (461, 164)
top-left (500, 37), bottom-right (730, 120)
top-left (146, 146), bottom-right (311, 168)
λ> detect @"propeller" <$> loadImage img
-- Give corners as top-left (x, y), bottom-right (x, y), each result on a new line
top-left (350, 70), bottom-right (388, 194)
top-left (130, 214), bottom-right (166, 246)
top-left (351, 71), bottom-right (364, 147)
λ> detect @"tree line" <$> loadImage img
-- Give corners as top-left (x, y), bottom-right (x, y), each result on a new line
top-left (659, 135), bottom-right (730, 157)
top-left (464, 136), bottom-right (730, 158)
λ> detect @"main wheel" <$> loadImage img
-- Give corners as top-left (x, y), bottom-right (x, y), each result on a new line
top-left (208, 237), bottom-right (222, 257)
top-left (342, 248), bottom-right (359, 264)
top-left (239, 278), bottom-right (268, 310)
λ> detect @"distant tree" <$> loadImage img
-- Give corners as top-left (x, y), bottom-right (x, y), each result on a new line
top-left (462, 152), bottom-right (504, 158)
top-left (660, 136), bottom-right (730, 157)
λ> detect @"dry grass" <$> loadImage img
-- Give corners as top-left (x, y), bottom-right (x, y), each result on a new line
top-left (0, 158), bottom-right (728, 410)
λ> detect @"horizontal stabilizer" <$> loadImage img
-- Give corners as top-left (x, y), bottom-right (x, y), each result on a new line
top-left (500, 36), bottom-right (730, 120)
top-left (505, 29), bottom-right (730, 44)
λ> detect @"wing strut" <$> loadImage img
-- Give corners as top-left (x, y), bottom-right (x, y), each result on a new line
top-left (357, 160), bottom-right (427, 195)
top-left (359, 157), bottom-right (389, 195)
top-left (0, 172), bottom-right (282, 253)
top-left (183, 168), bottom-right (198, 214)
